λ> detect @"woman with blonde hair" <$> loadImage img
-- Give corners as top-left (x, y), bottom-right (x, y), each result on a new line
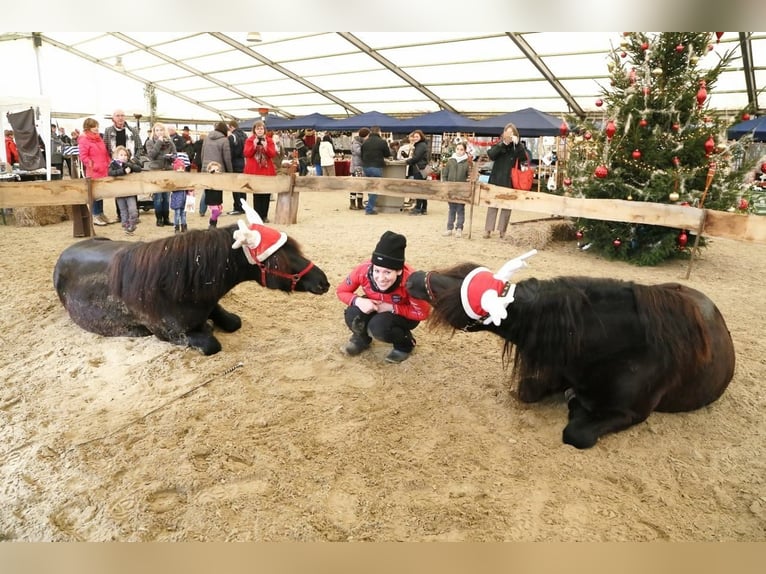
top-left (483, 122), bottom-right (529, 239)
top-left (145, 122), bottom-right (177, 226)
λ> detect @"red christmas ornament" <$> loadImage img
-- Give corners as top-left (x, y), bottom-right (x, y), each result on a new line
top-left (563, 177), bottom-right (572, 186)
top-left (761, 162), bottom-right (766, 174)
top-left (605, 119), bottom-right (616, 140)
top-left (632, 149), bottom-right (641, 159)
top-left (739, 198), bottom-right (749, 210)
top-left (595, 98), bottom-right (603, 107)
top-left (672, 156), bottom-right (680, 167)
top-left (613, 238), bottom-right (622, 247)
top-left (559, 121), bottom-right (569, 137)
top-left (742, 113), bottom-right (751, 121)
top-left (620, 51), bottom-right (627, 58)
top-left (594, 165), bottom-right (609, 178)
top-left (575, 230), bottom-right (583, 239)
top-left (715, 32), bottom-right (724, 43)
top-left (584, 131), bottom-right (592, 140)
top-left (639, 118), bottom-right (648, 128)
top-left (671, 122), bottom-right (680, 132)
top-left (704, 136), bottom-right (715, 156)
top-left (629, 68), bottom-right (637, 84)
top-left (696, 80), bottom-right (707, 109)
top-left (641, 42), bottom-right (649, 51)
top-left (642, 86), bottom-right (651, 96)
top-left (678, 232), bottom-right (688, 248)
top-left (675, 44), bottom-right (684, 52)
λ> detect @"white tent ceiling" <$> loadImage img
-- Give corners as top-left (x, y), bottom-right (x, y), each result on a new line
top-left (1, 32), bottom-right (764, 129)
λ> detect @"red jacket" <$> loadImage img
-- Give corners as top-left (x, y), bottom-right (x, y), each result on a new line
top-left (4, 136), bottom-right (19, 166)
top-left (77, 132), bottom-right (110, 178)
top-left (243, 135), bottom-right (277, 176)
top-left (336, 261), bottom-right (431, 322)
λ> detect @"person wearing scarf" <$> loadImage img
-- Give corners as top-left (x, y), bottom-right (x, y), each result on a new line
top-left (243, 120), bottom-right (277, 222)
top-left (77, 117), bottom-right (111, 225)
top-left (440, 141), bottom-right (470, 238)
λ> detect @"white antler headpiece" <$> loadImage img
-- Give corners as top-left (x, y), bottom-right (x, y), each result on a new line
top-left (460, 250), bottom-right (537, 326)
top-left (231, 198), bottom-right (287, 265)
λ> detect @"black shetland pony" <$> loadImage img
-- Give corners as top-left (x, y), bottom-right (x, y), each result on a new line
top-left (406, 256), bottom-right (735, 449)
top-left (54, 213), bottom-right (330, 355)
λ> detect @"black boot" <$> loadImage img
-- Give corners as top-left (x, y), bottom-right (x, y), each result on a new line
top-left (174, 224), bottom-right (180, 234)
top-left (208, 219), bottom-right (217, 229)
top-left (356, 196), bottom-right (364, 210)
top-left (349, 197), bottom-right (358, 210)
top-left (344, 334), bottom-right (371, 356)
top-left (156, 213), bottom-right (163, 227)
top-left (162, 209), bottom-right (171, 227)
top-left (181, 224), bottom-right (188, 233)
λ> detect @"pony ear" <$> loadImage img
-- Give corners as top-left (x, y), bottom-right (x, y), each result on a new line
top-left (240, 197), bottom-right (263, 225)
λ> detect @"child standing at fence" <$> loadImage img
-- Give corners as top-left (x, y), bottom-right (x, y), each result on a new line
top-left (169, 158), bottom-right (192, 233)
top-left (205, 161), bottom-right (224, 229)
top-left (440, 141), bottom-right (470, 238)
top-left (107, 145), bottom-right (142, 234)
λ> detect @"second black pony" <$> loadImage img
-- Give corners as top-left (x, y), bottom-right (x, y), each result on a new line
top-left (54, 203), bottom-right (330, 355)
top-left (406, 252), bottom-right (735, 448)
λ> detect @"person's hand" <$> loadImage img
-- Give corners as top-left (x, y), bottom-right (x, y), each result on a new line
top-left (355, 298), bottom-right (379, 314)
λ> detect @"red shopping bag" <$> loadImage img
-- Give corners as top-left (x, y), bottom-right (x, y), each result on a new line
top-left (510, 159), bottom-right (534, 190)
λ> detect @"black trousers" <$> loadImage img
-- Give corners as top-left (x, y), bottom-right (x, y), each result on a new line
top-left (232, 191), bottom-right (246, 211)
top-left (252, 193), bottom-right (271, 221)
top-left (344, 305), bottom-right (419, 352)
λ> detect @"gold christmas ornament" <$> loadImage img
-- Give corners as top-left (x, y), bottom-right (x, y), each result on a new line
top-left (669, 191), bottom-right (680, 202)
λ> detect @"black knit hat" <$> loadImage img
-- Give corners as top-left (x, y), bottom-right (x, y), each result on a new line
top-left (372, 231), bottom-right (407, 270)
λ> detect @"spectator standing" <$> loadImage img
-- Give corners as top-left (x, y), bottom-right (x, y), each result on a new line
top-left (360, 125), bottom-right (391, 215)
top-left (348, 127), bottom-right (369, 210)
top-left (58, 126), bottom-right (73, 178)
top-left (4, 130), bottom-right (20, 168)
top-left (49, 124), bottom-right (64, 180)
top-left (295, 130), bottom-right (309, 176)
top-left (406, 129), bottom-right (429, 215)
top-left (144, 122), bottom-right (176, 226)
top-left (169, 157), bottom-right (192, 233)
top-left (104, 109), bottom-right (143, 222)
top-left (168, 127), bottom-right (185, 155)
top-left (77, 117), bottom-right (111, 226)
top-left (440, 141), bottom-right (470, 238)
top-left (483, 122), bottom-right (527, 239)
top-left (319, 133), bottom-right (336, 176)
top-left (201, 122), bottom-right (233, 224)
top-left (107, 145), bottom-right (142, 234)
top-left (227, 120), bottom-right (247, 214)
top-left (243, 120), bottom-right (277, 221)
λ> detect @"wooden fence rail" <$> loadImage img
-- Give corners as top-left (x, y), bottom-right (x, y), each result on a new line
top-left (1, 172), bottom-right (765, 245)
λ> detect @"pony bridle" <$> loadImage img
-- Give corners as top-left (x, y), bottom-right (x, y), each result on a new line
top-left (458, 249), bottom-right (537, 327)
top-left (231, 198), bottom-right (314, 291)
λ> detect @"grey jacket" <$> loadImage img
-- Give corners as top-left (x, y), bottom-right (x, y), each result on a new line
top-left (201, 129), bottom-right (233, 172)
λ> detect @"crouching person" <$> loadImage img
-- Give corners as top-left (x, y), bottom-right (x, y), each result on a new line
top-left (336, 230), bottom-right (430, 363)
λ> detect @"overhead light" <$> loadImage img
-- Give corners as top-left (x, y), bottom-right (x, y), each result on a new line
top-left (246, 32), bottom-right (262, 43)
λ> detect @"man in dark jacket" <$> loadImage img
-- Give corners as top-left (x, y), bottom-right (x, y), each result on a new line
top-left (360, 125), bottom-right (391, 215)
top-left (227, 120), bottom-right (247, 214)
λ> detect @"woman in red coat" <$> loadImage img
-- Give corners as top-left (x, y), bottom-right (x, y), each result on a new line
top-left (243, 120), bottom-right (277, 221)
top-left (78, 117), bottom-right (111, 225)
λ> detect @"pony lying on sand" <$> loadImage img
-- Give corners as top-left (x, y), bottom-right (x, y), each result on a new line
top-left (53, 199), bottom-right (330, 355)
top-left (406, 251), bottom-right (735, 448)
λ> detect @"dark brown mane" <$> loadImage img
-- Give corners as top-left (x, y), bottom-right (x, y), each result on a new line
top-left (423, 262), bottom-right (481, 331)
top-left (108, 227), bottom-right (245, 307)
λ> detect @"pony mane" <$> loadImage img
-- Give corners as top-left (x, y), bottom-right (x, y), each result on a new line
top-left (108, 226), bottom-right (246, 308)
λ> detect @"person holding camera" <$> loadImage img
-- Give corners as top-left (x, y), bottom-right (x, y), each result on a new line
top-left (243, 119), bottom-right (277, 221)
top-left (144, 122), bottom-right (177, 226)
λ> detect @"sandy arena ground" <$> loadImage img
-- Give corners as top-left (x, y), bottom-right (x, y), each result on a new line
top-left (0, 190), bottom-right (764, 541)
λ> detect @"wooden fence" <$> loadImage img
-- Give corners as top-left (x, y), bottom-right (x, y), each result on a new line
top-left (1, 171), bottom-right (765, 245)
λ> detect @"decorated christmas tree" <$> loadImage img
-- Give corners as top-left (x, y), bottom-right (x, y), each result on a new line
top-left (564, 32), bottom-right (751, 266)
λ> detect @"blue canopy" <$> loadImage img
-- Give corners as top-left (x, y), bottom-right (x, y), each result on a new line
top-left (727, 115), bottom-right (766, 142)
top-left (397, 110), bottom-right (480, 134)
top-left (474, 108), bottom-right (567, 137)
top-left (239, 114), bottom-right (294, 131)
top-left (315, 110), bottom-right (403, 131)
